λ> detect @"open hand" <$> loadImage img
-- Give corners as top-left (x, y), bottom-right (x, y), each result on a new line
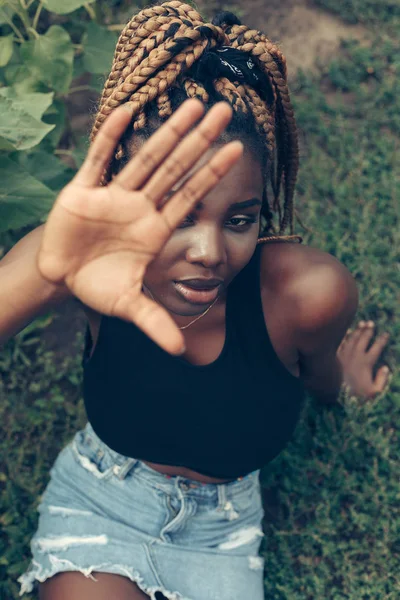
top-left (37, 100), bottom-right (243, 355)
top-left (337, 320), bottom-right (391, 399)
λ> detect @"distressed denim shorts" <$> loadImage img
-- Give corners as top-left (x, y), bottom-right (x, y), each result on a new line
top-left (18, 422), bottom-right (265, 600)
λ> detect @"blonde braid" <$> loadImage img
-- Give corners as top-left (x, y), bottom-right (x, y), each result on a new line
top-left (229, 37), bottom-right (299, 234)
top-left (114, 2), bottom-right (202, 65)
top-left (92, 25), bottom-right (227, 139)
top-left (240, 84), bottom-right (281, 220)
top-left (162, 1), bottom-right (203, 25)
top-left (91, 1), bottom-right (301, 243)
top-left (114, 20), bottom-right (183, 95)
top-left (214, 77), bottom-right (248, 113)
top-left (117, 38), bottom-right (210, 115)
top-left (94, 37), bottom-right (218, 184)
top-left (183, 78), bottom-right (209, 102)
top-left (99, 11), bottom-right (167, 106)
top-left (97, 2), bottom-right (204, 130)
top-left (228, 25), bottom-right (287, 79)
top-left (156, 91), bottom-right (173, 118)
top-left (242, 85), bottom-right (275, 159)
top-left (111, 0), bottom-right (206, 90)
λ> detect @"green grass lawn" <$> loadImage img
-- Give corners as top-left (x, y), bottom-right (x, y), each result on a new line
top-left (0, 3), bottom-right (399, 599)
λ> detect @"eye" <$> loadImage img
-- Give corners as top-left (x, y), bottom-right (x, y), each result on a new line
top-left (177, 215), bottom-right (259, 230)
top-left (227, 216), bottom-right (258, 229)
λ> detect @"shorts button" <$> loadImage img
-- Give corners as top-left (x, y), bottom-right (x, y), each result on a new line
top-left (113, 465), bottom-right (120, 475)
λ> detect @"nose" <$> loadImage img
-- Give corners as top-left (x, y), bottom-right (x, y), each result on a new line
top-left (185, 225), bottom-right (225, 269)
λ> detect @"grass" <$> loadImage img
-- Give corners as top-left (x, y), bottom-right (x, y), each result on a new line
top-left (314, 0), bottom-right (400, 28)
top-left (260, 26), bottom-right (400, 600)
top-left (0, 3), bottom-right (399, 599)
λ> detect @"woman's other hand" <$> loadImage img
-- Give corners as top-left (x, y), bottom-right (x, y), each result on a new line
top-left (337, 321), bottom-right (391, 399)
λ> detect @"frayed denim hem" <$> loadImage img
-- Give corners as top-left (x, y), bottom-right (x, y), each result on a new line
top-left (17, 557), bottom-right (191, 600)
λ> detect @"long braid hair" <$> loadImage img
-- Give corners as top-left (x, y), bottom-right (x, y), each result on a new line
top-left (90, 1), bottom-right (302, 244)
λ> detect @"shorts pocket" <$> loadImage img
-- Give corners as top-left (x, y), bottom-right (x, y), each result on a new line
top-left (70, 423), bottom-right (117, 479)
top-left (221, 480), bottom-right (264, 523)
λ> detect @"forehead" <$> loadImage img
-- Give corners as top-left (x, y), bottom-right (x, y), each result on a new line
top-left (128, 137), bottom-right (264, 206)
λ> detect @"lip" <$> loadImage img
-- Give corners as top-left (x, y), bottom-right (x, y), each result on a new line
top-left (173, 281), bottom-right (221, 305)
top-left (177, 278), bottom-right (223, 290)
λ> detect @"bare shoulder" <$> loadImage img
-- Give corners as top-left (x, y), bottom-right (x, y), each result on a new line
top-left (260, 240), bottom-right (350, 279)
top-left (260, 241), bottom-right (358, 331)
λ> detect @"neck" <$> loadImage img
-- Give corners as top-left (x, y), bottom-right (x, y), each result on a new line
top-left (142, 285), bottom-right (227, 331)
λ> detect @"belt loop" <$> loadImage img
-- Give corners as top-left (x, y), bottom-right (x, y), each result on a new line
top-left (217, 483), bottom-right (227, 511)
top-left (116, 458), bottom-right (139, 480)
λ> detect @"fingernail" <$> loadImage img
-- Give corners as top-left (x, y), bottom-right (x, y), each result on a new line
top-left (383, 366), bottom-right (390, 373)
top-left (359, 321), bottom-right (366, 327)
top-left (367, 321), bottom-right (374, 327)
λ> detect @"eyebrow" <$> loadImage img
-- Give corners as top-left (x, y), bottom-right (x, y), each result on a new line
top-left (193, 197), bottom-right (262, 212)
top-left (228, 198), bottom-right (262, 210)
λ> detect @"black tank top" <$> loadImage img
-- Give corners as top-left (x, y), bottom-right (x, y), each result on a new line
top-left (82, 245), bottom-right (305, 479)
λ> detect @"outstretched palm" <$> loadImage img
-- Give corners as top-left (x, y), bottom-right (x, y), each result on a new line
top-left (37, 100), bottom-right (242, 355)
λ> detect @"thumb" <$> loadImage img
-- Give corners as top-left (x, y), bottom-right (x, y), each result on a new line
top-left (372, 365), bottom-right (390, 396)
top-left (116, 290), bottom-right (186, 356)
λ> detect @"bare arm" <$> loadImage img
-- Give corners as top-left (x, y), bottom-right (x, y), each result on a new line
top-left (0, 225), bottom-right (72, 346)
top-left (294, 258), bottom-right (359, 403)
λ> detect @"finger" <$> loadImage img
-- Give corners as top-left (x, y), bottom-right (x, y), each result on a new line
top-left (143, 102), bottom-right (234, 204)
top-left (115, 290), bottom-right (185, 355)
top-left (366, 332), bottom-right (390, 364)
top-left (337, 338), bottom-right (345, 354)
top-left (345, 322), bottom-right (366, 351)
top-left (356, 321), bottom-right (375, 352)
top-left (73, 106), bottom-right (134, 188)
top-left (372, 365), bottom-right (390, 396)
top-left (161, 141), bottom-right (244, 230)
top-left (115, 98), bottom-right (206, 190)
top-left (337, 327), bottom-right (354, 353)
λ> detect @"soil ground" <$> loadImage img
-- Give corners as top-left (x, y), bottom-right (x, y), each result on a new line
top-left (199, 0), bottom-right (365, 74)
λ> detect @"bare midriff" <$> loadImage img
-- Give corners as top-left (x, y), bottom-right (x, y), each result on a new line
top-left (141, 459), bottom-right (238, 484)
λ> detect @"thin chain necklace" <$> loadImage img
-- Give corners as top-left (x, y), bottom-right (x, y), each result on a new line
top-left (143, 285), bottom-right (219, 330)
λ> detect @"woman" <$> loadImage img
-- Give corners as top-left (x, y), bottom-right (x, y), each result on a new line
top-left (12, 3), bottom-right (390, 599)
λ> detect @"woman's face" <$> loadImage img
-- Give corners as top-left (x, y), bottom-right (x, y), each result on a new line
top-left (143, 145), bottom-right (264, 317)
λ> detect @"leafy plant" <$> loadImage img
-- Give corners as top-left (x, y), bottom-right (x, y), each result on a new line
top-left (0, 0), bottom-right (121, 234)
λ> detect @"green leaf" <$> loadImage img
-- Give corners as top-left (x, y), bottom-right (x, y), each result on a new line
top-left (0, 88), bottom-right (54, 120)
top-left (0, 34), bottom-right (14, 67)
top-left (0, 2), bottom-right (17, 24)
top-left (20, 25), bottom-right (74, 93)
top-left (4, 61), bottom-right (45, 94)
top-left (42, 0), bottom-right (96, 15)
top-left (15, 150), bottom-right (75, 191)
top-left (42, 98), bottom-right (67, 148)
top-left (0, 156), bottom-right (55, 232)
top-left (0, 93), bottom-right (55, 151)
top-left (83, 21), bottom-right (117, 74)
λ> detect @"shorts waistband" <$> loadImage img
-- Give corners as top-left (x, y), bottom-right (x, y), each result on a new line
top-left (131, 457), bottom-right (259, 496)
top-left (84, 422), bottom-right (260, 497)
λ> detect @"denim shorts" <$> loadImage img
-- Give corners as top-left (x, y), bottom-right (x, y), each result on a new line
top-left (18, 422), bottom-right (265, 600)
